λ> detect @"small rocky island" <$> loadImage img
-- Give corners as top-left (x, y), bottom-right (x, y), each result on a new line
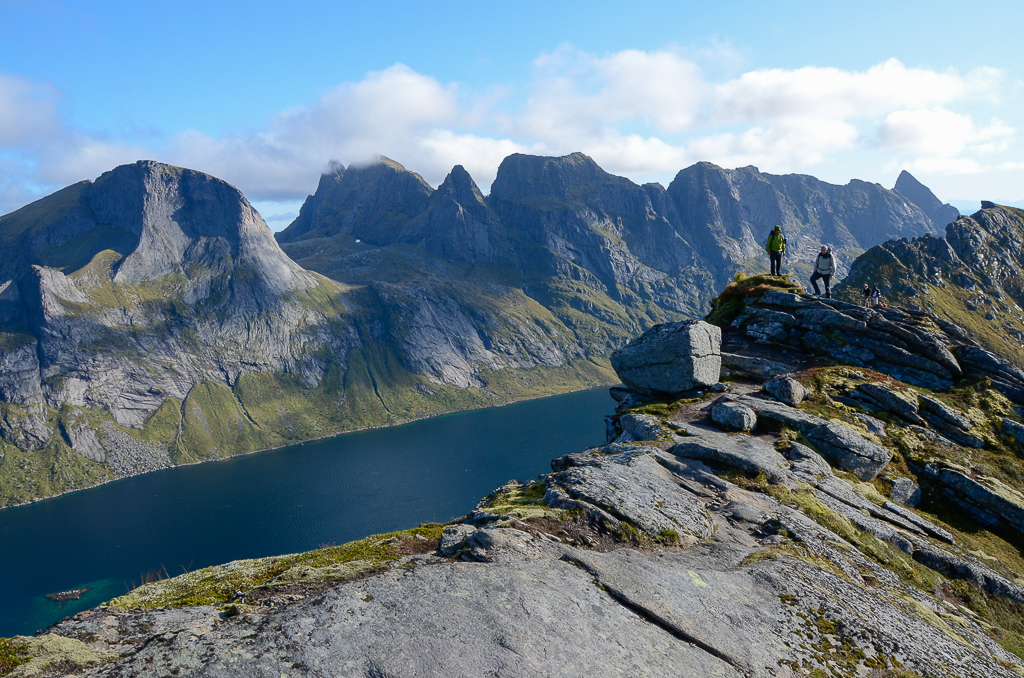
top-left (4, 276), bottom-right (1024, 677)
top-left (42, 590), bottom-right (89, 604)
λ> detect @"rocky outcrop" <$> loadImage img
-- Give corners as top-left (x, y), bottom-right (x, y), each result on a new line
top-left (725, 286), bottom-right (1024, 408)
top-left (838, 203), bottom-right (1024, 369)
top-left (610, 320), bottom-right (721, 397)
top-left (26, 384), bottom-right (1024, 677)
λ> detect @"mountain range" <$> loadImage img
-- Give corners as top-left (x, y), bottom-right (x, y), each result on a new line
top-left (0, 154), bottom-right (957, 505)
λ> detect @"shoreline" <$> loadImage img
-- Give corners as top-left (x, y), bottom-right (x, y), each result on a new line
top-left (0, 380), bottom-right (617, 513)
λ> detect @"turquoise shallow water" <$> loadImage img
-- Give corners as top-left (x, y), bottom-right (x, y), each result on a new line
top-left (0, 387), bottom-right (611, 636)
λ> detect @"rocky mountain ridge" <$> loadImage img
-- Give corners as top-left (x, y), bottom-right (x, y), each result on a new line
top-left (837, 203), bottom-right (1024, 367)
top-left (280, 153), bottom-right (955, 303)
top-left (7, 280), bottom-right (1024, 677)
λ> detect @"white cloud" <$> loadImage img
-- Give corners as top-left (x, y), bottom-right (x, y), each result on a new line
top-left (711, 59), bottom-right (997, 124)
top-left (0, 52), bottom-right (1019, 217)
top-left (0, 74), bottom-right (60, 147)
top-left (879, 108), bottom-right (1014, 157)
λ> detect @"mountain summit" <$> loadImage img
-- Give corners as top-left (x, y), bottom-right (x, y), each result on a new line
top-left (0, 162), bottom-right (346, 468)
top-left (894, 169), bottom-right (960, 230)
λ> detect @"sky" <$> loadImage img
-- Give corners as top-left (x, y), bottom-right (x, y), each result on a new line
top-left (1, 0), bottom-right (1022, 231)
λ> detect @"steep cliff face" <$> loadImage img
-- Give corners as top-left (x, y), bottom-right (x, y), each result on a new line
top-left (837, 204), bottom-right (1024, 366)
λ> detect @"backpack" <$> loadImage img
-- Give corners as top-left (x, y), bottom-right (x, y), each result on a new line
top-left (764, 228), bottom-right (787, 251)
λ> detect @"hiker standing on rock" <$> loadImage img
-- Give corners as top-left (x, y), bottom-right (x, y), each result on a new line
top-left (765, 225), bottom-right (786, 276)
top-left (809, 245), bottom-right (836, 299)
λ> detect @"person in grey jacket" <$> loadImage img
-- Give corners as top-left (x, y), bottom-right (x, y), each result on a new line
top-left (809, 245), bottom-right (836, 299)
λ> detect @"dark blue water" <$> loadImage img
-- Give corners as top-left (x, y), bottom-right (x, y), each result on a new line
top-left (0, 388), bottom-right (611, 636)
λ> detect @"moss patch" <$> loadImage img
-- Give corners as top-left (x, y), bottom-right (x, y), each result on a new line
top-left (705, 272), bottom-right (804, 326)
top-left (0, 638), bottom-right (29, 677)
top-left (478, 480), bottom-right (562, 522)
top-left (107, 523), bottom-right (445, 610)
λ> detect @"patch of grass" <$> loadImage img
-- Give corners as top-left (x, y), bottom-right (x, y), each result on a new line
top-left (0, 417), bottom-right (113, 509)
top-left (107, 523), bottom-right (445, 610)
top-left (947, 579), bottom-right (1024, 659)
top-left (705, 272), bottom-right (804, 326)
top-left (478, 481), bottom-right (562, 522)
top-left (656, 529), bottom-right (680, 544)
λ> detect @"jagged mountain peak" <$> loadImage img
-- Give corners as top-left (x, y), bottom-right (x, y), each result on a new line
top-left (490, 152), bottom-right (632, 203)
top-left (437, 165), bottom-right (484, 204)
top-left (275, 155), bottom-right (433, 245)
top-left (401, 164), bottom-right (508, 265)
top-left (894, 169), bottom-right (960, 229)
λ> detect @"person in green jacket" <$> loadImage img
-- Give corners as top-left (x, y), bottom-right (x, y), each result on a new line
top-left (766, 225), bottom-right (786, 276)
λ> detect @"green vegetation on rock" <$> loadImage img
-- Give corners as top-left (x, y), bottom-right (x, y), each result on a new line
top-left (108, 523), bottom-right (445, 611)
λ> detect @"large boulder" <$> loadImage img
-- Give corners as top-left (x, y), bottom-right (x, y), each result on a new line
top-left (611, 320), bottom-right (721, 398)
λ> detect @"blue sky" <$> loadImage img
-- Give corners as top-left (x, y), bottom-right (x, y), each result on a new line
top-left (2, 0), bottom-right (1022, 230)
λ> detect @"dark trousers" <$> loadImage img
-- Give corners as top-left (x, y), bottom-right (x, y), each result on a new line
top-left (769, 252), bottom-right (783, 276)
top-left (809, 271), bottom-right (832, 298)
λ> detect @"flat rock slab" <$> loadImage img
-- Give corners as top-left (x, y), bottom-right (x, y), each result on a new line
top-left (566, 544), bottom-right (1021, 678)
top-left (918, 394), bottom-right (972, 430)
top-left (720, 352), bottom-right (793, 380)
top-left (732, 394), bottom-right (827, 433)
top-left (924, 463), bottom-right (1024, 533)
top-left (611, 320), bottom-right (721, 397)
top-left (783, 441), bottom-right (834, 480)
top-left (671, 427), bottom-right (792, 485)
top-left (853, 412), bottom-right (887, 437)
top-left (857, 383), bottom-right (925, 425)
top-left (550, 449), bottom-right (715, 539)
top-left (84, 555), bottom-right (743, 678)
